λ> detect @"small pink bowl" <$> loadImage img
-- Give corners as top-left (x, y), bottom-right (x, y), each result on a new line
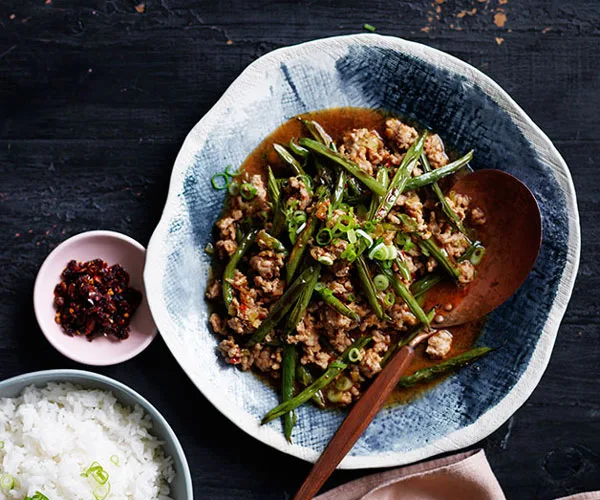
top-left (33, 230), bottom-right (158, 366)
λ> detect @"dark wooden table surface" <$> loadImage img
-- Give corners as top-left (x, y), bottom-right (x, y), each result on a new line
top-left (1, 1), bottom-right (598, 499)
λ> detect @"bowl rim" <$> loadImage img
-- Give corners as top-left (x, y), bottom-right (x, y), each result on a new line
top-left (144, 33), bottom-right (581, 468)
top-left (33, 229), bottom-right (158, 366)
top-left (0, 368), bottom-right (194, 499)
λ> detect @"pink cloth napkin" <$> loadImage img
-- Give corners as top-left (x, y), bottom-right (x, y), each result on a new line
top-left (314, 449), bottom-right (600, 500)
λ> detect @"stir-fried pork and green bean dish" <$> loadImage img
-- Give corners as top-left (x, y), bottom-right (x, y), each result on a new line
top-left (206, 108), bottom-right (489, 441)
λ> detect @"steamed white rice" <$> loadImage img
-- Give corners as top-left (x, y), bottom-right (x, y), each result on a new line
top-left (0, 382), bottom-right (175, 499)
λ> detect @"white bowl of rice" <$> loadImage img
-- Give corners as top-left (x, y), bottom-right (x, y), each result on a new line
top-left (0, 370), bottom-right (192, 499)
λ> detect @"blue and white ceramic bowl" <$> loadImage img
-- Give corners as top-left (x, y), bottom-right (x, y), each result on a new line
top-left (144, 34), bottom-right (580, 468)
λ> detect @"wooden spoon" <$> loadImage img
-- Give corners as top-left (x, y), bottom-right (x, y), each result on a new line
top-left (293, 169), bottom-right (542, 500)
top-left (424, 169), bottom-right (542, 326)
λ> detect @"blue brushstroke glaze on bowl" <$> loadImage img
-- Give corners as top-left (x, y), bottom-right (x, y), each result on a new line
top-left (145, 35), bottom-right (579, 468)
top-left (333, 44), bottom-right (569, 442)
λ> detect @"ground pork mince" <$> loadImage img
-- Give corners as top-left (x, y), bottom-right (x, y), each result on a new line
top-left (205, 108), bottom-right (487, 412)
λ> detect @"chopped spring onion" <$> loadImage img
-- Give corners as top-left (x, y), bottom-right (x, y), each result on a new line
top-left (92, 468), bottom-right (109, 485)
top-left (25, 492), bottom-right (49, 500)
top-left (335, 375), bottom-right (353, 391)
top-left (346, 293), bottom-right (357, 302)
top-left (363, 221), bottom-right (375, 233)
top-left (211, 172), bottom-right (230, 190)
top-left (0, 440), bottom-right (4, 449)
top-left (227, 181), bottom-right (240, 195)
top-left (379, 259), bottom-right (393, 270)
top-left (395, 257), bottom-right (412, 282)
top-left (225, 164), bottom-right (240, 178)
top-left (110, 455), bottom-right (120, 466)
top-left (240, 182), bottom-right (257, 200)
top-left (396, 233), bottom-right (415, 252)
top-left (326, 389), bottom-right (343, 403)
top-left (368, 242), bottom-right (398, 261)
top-left (373, 274), bottom-right (390, 291)
top-left (469, 245), bottom-right (486, 265)
top-left (340, 244), bottom-right (358, 262)
top-left (355, 229), bottom-right (373, 247)
top-left (93, 482), bottom-right (111, 500)
top-left (287, 210), bottom-right (307, 243)
top-left (289, 138), bottom-right (309, 158)
top-left (384, 292), bottom-right (396, 307)
top-left (316, 227), bottom-right (333, 246)
top-left (347, 229), bottom-right (357, 244)
top-left (288, 228), bottom-right (297, 244)
top-left (296, 222), bottom-right (307, 234)
top-left (363, 23), bottom-right (376, 32)
top-left (82, 461), bottom-right (109, 485)
top-left (317, 255), bottom-right (334, 266)
top-left (334, 214), bottom-right (355, 233)
top-left (0, 473), bottom-right (14, 490)
top-left (348, 347), bottom-right (362, 363)
top-left (293, 210), bottom-right (307, 223)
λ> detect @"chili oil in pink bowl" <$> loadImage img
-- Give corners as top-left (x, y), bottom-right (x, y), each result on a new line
top-left (33, 230), bottom-right (158, 365)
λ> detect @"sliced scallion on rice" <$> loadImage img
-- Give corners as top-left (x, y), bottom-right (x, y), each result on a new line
top-left (0, 473), bottom-right (14, 490)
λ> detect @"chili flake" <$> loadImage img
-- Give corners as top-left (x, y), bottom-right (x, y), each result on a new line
top-left (53, 259), bottom-right (142, 341)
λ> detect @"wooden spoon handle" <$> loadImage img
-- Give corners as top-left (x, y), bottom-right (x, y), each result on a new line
top-left (293, 345), bottom-right (415, 500)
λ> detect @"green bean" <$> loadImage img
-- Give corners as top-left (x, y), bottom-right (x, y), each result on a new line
top-left (286, 186), bottom-right (329, 282)
top-left (380, 309), bottom-right (435, 367)
top-left (246, 267), bottom-right (316, 347)
top-left (372, 132), bottom-right (427, 222)
top-left (421, 152), bottom-right (471, 242)
top-left (273, 143), bottom-right (306, 177)
top-left (356, 255), bottom-right (384, 319)
top-left (418, 237), bottom-right (460, 280)
top-left (381, 265), bottom-right (431, 327)
top-left (314, 283), bottom-right (361, 323)
top-left (267, 167), bottom-right (285, 236)
top-left (332, 170), bottom-right (346, 210)
top-left (286, 212), bottom-right (320, 283)
top-left (299, 138), bottom-right (386, 196)
top-left (301, 119), bottom-right (363, 195)
top-left (256, 229), bottom-right (288, 255)
top-left (368, 167), bottom-right (389, 219)
top-left (458, 241), bottom-right (486, 264)
top-left (403, 150), bottom-right (473, 192)
top-left (284, 265), bottom-right (321, 335)
top-left (410, 272), bottom-right (443, 298)
top-left (395, 256), bottom-right (412, 282)
top-left (346, 176), bottom-right (364, 197)
top-left (301, 119), bottom-right (337, 187)
top-left (296, 364), bottom-right (312, 386)
top-left (282, 344), bottom-right (297, 442)
top-left (396, 215), bottom-right (460, 280)
top-left (267, 166), bottom-right (280, 200)
top-left (262, 336), bottom-right (372, 424)
top-left (314, 156), bottom-right (335, 187)
top-left (299, 119), bottom-right (336, 151)
top-left (397, 346), bottom-right (492, 388)
top-left (296, 364), bottom-right (326, 408)
top-left (223, 228), bottom-right (259, 310)
top-left (289, 138), bottom-right (309, 159)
